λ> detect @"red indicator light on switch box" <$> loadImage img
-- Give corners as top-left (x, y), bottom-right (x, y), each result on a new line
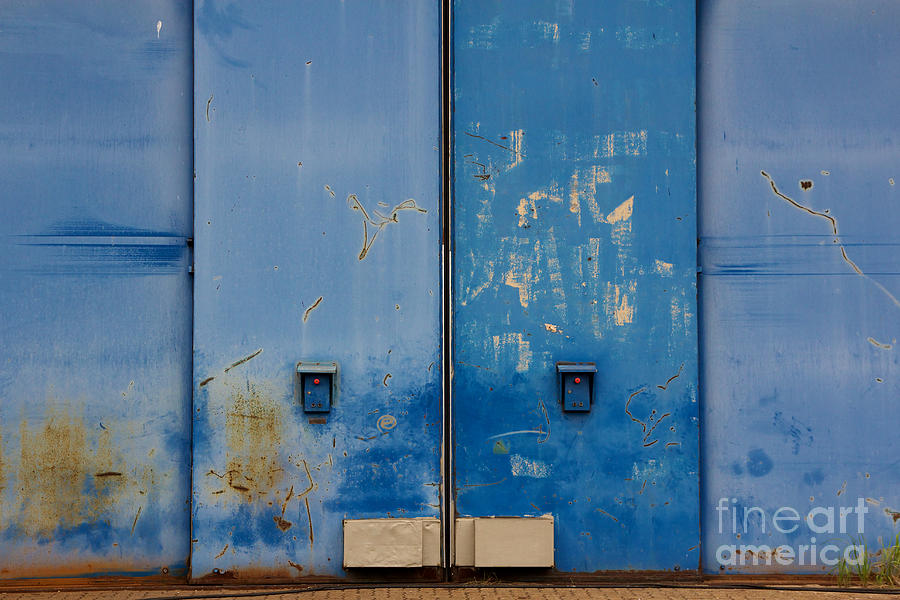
top-left (313, 378), bottom-right (320, 385)
top-left (574, 377), bottom-right (581, 384)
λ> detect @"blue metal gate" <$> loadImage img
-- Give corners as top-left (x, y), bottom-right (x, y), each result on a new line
top-left (190, 0), bottom-right (444, 581)
top-left (452, 0), bottom-right (700, 574)
top-left (698, 0), bottom-right (900, 575)
top-left (0, 0), bottom-right (193, 579)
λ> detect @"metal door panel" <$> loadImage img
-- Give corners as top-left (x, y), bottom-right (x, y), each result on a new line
top-left (699, 0), bottom-right (900, 574)
top-left (191, 1), bottom-right (443, 580)
top-left (452, 0), bottom-right (699, 573)
top-left (0, 0), bottom-right (193, 579)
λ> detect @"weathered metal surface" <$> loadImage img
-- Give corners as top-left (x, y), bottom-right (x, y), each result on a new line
top-left (191, 0), bottom-right (443, 581)
top-left (0, 0), bottom-right (193, 579)
top-left (698, 0), bottom-right (900, 574)
top-left (452, 0), bottom-right (699, 573)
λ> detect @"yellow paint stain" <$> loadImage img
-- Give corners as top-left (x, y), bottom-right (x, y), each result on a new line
top-left (654, 260), bottom-right (674, 276)
top-left (517, 195), bottom-right (538, 227)
top-left (492, 333), bottom-right (532, 373)
top-left (605, 196), bottom-right (634, 224)
top-left (544, 323), bottom-right (562, 333)
top-left (568, 171), bottom-right (581, 226)
top-left (604, 282), bottom-right (636, 327)
top-left (505, 270), bottom-right (530, 308)
top-left (591, 166), bottom-right (612, 184)
top-left (508, 129), bottom-right (525, 170)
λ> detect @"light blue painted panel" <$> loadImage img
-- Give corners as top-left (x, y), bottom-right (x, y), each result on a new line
top-left (0, 0), bottom-right (193, 579)
top-left (191, 1), bottom-right (443, 580)
top-left (452, 0), bottom-right (699, 573)
top-left (699, 0), bottom-right (900, 574)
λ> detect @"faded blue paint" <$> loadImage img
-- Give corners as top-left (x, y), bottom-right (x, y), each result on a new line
top-left (452, 0), bottom-right (699, 573)
top-left (699, 0), bottom-right (900, 574)
top-left (0, 0), bottom-right (192, 579)
top-left (191, 1), bottom-right (443, 580)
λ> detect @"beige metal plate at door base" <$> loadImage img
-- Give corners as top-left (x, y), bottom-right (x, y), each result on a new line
top-left (455, 516), bottom-right (554, 567)
top-left (343, 518), bottom-right (441, 568)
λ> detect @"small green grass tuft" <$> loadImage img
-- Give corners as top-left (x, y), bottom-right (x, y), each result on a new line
top-left (833, 534), bottom-right (900, 587)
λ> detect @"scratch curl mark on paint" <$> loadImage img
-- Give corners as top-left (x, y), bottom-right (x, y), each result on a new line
top-left (199, 376), bottom-right (215, 388)
top-left (624, 388), bottom-right (648, 432)
top-left (464, 131), bottom-right (526, 157)
top-left (302, 297), bottom-right (323, 323)
top-left (223, 348), bottom-right (263, 372)
top-left (837, 481), bottom-right (847, 496)
top-left (462, 478), bottom-right (507, 488)
top-left (376, 414), bottom-right (397, 433)
top-left (867, 337), bottom-right (893, 350)
top-left (206, 95), bottom-right (213, 122)
top-left (347, 194), bottom-right (427, 260)
top-left (214, 544), bottom-right (228, 559)
top-left (595, 508), bottom-right (618, 522)
top-left (382, 373), bottom-right (392, 387)
top-left (131, 506), bottom-right (142, 535)
top-left (538, 398), bottom-right (551, 444)
top-left (657, 363), bottom-right (685, 390)
top-left (762, 171), bottom-right (900, 310)
top-left (304, 497), bottom-right (313, 546)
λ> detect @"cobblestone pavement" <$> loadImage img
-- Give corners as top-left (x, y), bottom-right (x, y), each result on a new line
top-left (1, 586), bottom-right (899, 600)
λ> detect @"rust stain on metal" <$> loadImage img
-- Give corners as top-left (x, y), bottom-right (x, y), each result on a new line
top-left (199, 376), bottom-right (216, 388)
top-left (273, 515), bottom-right (293, 531)
top-left (223, 348), bottom-right (263, 373)
top-left (214, 544), bottom-right (229, 559)
top-left (209, 384), bottom-right (285, 501)
top-left (382, 373), bottom-right (392, 386)
top-left (11, 409), bottom-right (153, 538)
top-left (595, 508), bottom-right (619, 522)
top-left (304, 497), bottom-right (314, 546)
top-left (287, 560), bottom-right (303, 574)
top-left (302, 296), bottom-right (323, 323)
top-left (885, 508), bottom-right (900, 524)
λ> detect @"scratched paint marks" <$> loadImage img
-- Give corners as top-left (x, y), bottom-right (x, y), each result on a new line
top-left (347, 194), bottom-right (427, 261)
top-left (605, 281), bottom-right (636, 327)
top-left (302, 296), bottom-right (323, 323)
top-left (8, 407), bottom-right (154, 539)
top-left (867, 337), bottom-right (893, 350)
top-left (761, 170), bottom-right (900, 311)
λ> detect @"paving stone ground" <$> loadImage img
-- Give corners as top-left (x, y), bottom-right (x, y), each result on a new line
top-left (1, 586), bottom-right (899, 600)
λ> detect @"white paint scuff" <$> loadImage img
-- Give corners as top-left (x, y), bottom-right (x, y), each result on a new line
top-left (510, 454), bottom-right (552, 478)
top-left (156, 20), bottom-right (162, 38)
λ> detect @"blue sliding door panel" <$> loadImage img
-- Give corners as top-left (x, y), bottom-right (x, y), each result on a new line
top-left (452, 0), bottom-right (699, 572)
top-left (0, 1), bottom-right (193, 579)
top-left (699, 0), bottom-right (900, 574)
top-left (191, 1), bottom-right (443, 580)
